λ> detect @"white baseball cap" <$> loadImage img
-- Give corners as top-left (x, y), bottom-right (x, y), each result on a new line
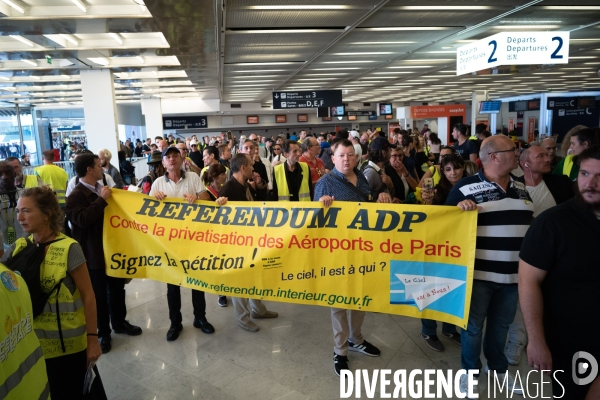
top-left (349, 130), bottom-right (360, 139)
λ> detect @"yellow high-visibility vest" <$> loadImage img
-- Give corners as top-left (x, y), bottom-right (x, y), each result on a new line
top-left (274, 162), bottom-right (311, 201)
top-left (12, 233), bottom-right (87, 359)
top-left (428, 166), bottom-right (442, 186)
top-left (563, 154), bottom-right (574, 177)
top-left (23, 175), bottom-right (38, 188)
top-left (0, 264), bottom-right (50, 400)
top-left (34, 165), bottom-right (68, 205)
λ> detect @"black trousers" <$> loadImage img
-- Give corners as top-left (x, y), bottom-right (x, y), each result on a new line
top-left (46, 350), bottom-right (107, 400)
top-left (549, 340), bottom-right (597, 400)
top-left (166, 284), bottom-right (206, 324)
top-left (88, 269), bottom-right (127, 338)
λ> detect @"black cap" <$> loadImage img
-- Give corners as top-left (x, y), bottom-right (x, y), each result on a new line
top-left (161, 146), bottom-right (180, 158)
top-left (369, 136), bottom-right (397, 151)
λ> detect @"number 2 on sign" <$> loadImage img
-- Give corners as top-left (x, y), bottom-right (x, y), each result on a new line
top-left (551, 37), bottom-right (563, 59)
top-left (488, 40), bottom-right (497, 63)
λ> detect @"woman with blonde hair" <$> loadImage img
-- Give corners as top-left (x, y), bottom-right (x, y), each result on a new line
top-left (3, 186), bottom-right (106, 399)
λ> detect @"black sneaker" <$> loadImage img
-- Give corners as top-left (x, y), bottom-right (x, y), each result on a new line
top-left (440, 331), bottom-right (461, 346)
top-left (419, 333), bottom-right (445, 352)
top-left (218, 296), bottom-right (228, 307)
top-left (347, 339), bottom-right (381, 357)
top-left (333, 353), bottom-right (349, 377)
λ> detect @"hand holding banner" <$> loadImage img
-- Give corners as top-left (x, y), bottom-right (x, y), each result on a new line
top-left (103, 191), bottom-right (477, 327)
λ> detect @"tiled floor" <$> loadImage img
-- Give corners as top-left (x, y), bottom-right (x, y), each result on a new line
top-left (97, 279), bottom-right (554, 400)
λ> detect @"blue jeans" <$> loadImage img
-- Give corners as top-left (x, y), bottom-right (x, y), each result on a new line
top-left (461, 280), bottom-right (518, 372)
top-left (421, 319), bottom-right (458, 337)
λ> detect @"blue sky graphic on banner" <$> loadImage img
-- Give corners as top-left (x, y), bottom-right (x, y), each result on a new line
top-left (390, 260), bottom-right (467, 319)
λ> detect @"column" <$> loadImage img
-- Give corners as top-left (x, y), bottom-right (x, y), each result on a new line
top-left (141, 98), bottom-right (163, 140)
top-left (538, 93), bottom-right (549, 137)
top-left (80, 69), bottom-right (120, 159)
top-left (471, 90), bottom-right (487, 134)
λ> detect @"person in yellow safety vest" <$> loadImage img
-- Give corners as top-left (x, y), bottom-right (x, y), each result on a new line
top-left (272, 140), bottom-right (312, 202)
top-left (0, 263), bottom-right (50, 400)
top-left (6, 157), bottom-right (42, 189)
top-left (34, 150), bottom-right (68, 207)
top-left (552, 127), bottom-right (600, 181)
top-left (4, 186), bottom-right (106, 399)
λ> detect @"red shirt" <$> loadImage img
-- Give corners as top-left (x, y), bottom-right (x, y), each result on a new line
top-left (299, 155), bottom-right (326, 184)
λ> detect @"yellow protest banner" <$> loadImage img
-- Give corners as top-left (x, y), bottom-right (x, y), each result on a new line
top-left (104, 190), bottom-right (477, 327)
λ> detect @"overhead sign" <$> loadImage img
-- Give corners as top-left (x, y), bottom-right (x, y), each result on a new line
top-left (547, 97), bottom-right (580, 109)
top-left (347, 111), bottom-right (377, 117)
top-left (272, 90), bottom-right (342, 109)
top-left (163, 116), bottom-right (207, 129)
top-left (57, 125), bottom-right (82, 131)
top-left (410, 105), bottom-right (466, 119)
top-left (456, 32), bottom-right (570, 76)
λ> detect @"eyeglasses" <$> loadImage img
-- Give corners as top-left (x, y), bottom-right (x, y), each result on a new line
top-left (488, 147), bottom-right (519, 155)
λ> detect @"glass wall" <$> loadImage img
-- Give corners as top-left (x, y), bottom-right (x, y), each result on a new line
top-left (0, 108), bottom-right (39, 165)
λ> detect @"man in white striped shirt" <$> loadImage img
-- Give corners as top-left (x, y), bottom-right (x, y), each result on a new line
top-left (446, 135), bottom-right (534, 398)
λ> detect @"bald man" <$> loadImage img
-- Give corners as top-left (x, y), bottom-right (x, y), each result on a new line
top-left (541, 138), bottom-right (562, 171)
top-left (446, 135), bottom-right (534, 397)
top-left (157, 139), bottom-right (169, 153)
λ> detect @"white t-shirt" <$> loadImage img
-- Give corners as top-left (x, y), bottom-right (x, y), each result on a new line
top-left (526, 180), bottom-right (557, 218)
top-left (149, 170), bottom-right (203, 198)
top-left (353, 143), bottom-right (363, 161)
top-left (66, 173), bottom-right (116, 197)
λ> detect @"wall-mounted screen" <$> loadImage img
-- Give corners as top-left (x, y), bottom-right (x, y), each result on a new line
top-left (317, 107), bottom-right (330, 117)
top-left (479, 101), bottom-right (502, 114)
top-left (322, 116), bottom-right (332, 121)
top-left (385, 114), bottom-right (393, 120)
top-left (348, 115), bottom-right (357, 121)
top-left (297, 114), bottom-right (308, 122)
top-left (509, 101), bottom-right (527, 112)
top-left (379, 103), bottom-right (392, 115)
top-left (247, 116), bottom-right (259, 124)
top-left (276, 115), bottom-right (286, 123)
top-left (330, 105), bottom-right (345, 116)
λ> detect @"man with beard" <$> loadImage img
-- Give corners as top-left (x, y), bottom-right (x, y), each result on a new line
top-left (98, 148), bottom-right (125, 189)
top-left (519, 145), bottom-right (600, 400)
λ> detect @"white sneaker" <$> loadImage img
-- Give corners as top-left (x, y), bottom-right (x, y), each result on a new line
top-left (484, 366), bottom-right (523, 395)
top-left (505, 341), bottom-right (524, 365)
top-left (459, 373), bottom-right (479, 399)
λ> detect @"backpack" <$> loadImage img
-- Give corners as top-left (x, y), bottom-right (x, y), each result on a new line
top-left (6, 238), bottom-right (64, 318)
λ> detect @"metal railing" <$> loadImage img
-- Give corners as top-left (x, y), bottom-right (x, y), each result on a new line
top-left (22, 157), bottom-right (149, 183)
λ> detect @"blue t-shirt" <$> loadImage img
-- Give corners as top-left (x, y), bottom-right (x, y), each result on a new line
top-left (453, 139), bottom-right (477, 160)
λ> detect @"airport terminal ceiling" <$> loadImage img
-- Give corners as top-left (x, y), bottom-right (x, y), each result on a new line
top-left (0, 0), bottom-right (599, 110)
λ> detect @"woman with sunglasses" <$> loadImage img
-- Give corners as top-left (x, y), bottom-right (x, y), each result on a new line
top-left (419, 154), bottom-right (468, 352)
top-left (270, 144), bottom-right (287, 166)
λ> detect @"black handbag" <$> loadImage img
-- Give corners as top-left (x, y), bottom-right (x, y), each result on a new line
top-left (5, 238), bottom-right (64, 318)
